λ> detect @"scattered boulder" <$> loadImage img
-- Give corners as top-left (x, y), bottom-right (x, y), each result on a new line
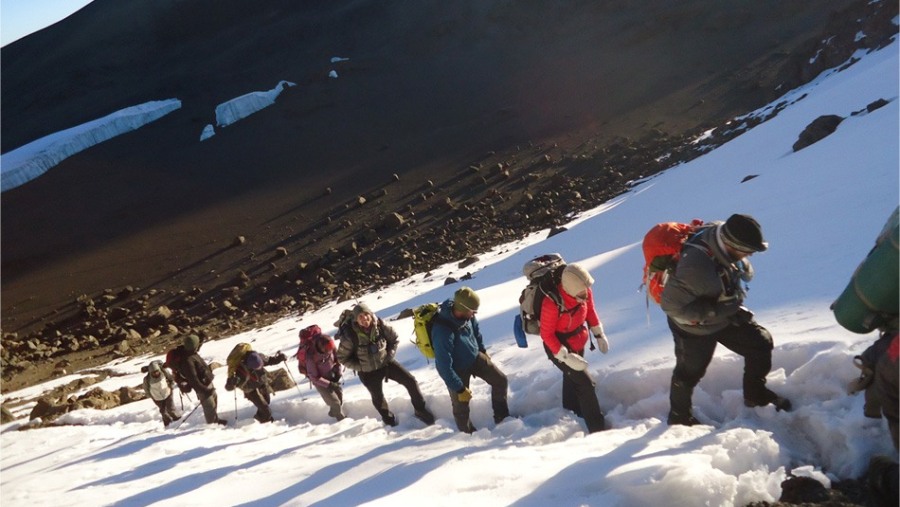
top-left (269, 368), bottom-right (296, 392)
top-left (1, 405), bottom-right (15, 423)
top-left (779, 476), bottom-right (830, 503)
top-left (792, 114), bottom-right (843, 152)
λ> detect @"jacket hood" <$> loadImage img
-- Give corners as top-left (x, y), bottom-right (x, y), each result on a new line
top-left (148, 360), bottom-right (163, 375)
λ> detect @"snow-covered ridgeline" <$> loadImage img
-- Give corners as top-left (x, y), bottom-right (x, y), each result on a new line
top-left (0, 99), bottom-right (182, 192)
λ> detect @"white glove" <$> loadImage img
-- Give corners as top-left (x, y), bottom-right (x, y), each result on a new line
top-left (555, 347), bottom-right (588, 371)
top-left (590, 325), bottom-right (610, 354)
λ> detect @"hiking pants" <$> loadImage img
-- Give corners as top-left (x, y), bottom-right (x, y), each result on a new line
top-left (245, 387), bottom-right (273, 423)
top-left (153, 395), bottom-right (180, 426)
top-left (314, 383), bottom-right (346, 421)
top-left (546, 347), bottom-right (605, 433)
top-left (199, 390), bottom-right (220, 424)
top-left (359, 359), bottom-right (427, 424)
top-left (447, 352), bottom-right (510, 433)
top-left (667, 317), bottom-right (773, 417)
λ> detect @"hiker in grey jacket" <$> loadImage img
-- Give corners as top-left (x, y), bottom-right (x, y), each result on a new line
top-left (142, 360), bottom-right (181, 427)
top-left (336, 302), bottom-right (435, 426)
top-left (660, 214), bottom-right (790, 426)
top-left (432, 287), bottom-right (510, 433)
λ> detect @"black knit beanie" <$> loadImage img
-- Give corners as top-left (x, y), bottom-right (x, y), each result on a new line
top-left (721, 214), bottom-right (768, 252)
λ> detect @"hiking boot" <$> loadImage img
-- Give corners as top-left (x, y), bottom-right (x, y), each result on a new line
top-left (383, 414), bottom-right (399, 427)
top-left (667, 411), bottom-right (700, 426)
top-left (866, 455), bottom-right (900, 506)
top-left (744, 389), bottom-right (792, 412)
top-left (216, 418), bottom-right (228, 426)
top-left (414, 409), bottom-right (435, 425)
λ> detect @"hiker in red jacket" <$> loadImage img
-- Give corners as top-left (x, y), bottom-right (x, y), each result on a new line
top-left (540, 263), bottom-right (610, 433)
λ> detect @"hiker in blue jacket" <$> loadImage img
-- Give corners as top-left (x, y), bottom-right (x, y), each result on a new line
top-left (432, 287), bottom-right (510, 433)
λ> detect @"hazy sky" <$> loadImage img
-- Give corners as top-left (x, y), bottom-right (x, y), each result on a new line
top-left (1, 0), bottom-right (94, 47)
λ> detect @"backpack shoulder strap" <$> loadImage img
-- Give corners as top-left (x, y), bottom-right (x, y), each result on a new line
top-left (338, 323), bottom-right (359, 347)
top-left (539, 265), bottom-right (568, 313)
top-left (432, 313), bottom-right (465, 341)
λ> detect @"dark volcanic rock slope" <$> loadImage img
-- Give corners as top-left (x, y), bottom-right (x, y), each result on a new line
top-left (3, 0), bottom-right (895, 392)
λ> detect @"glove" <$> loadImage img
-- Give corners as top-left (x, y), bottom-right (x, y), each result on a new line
top-left (273, 352), bottom-right (287, 363)
top-left (330, 381), bottom-right (342, 390)
top-left (457, 387), bottom-right (473, 403)
top-left (225, 377), bottom-right (236, 391)
top-left (555, 347), bottom-right (588, 371)
top-left (178, 382), bottom-right (192, 393)
top-left (730, 306), bottom-right (754, 326)
top-left (590, 325), bottom-right (610, 354)
top-left (332, 365), bottom-right (343, 381)
top-left (737, 259), bottom-right (754, 282)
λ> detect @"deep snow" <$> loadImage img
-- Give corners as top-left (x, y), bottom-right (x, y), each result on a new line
top-left (1, 39), bottom-right (897, 507)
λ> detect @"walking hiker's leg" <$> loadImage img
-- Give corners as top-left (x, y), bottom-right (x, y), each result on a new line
top-left (568, 369), bottom-right (605, 432)
top-left (359, 369), bottom-right (395, 425)
top-left (315, 384), bottom-right (346, 421)
top-left (247, 389), bottom-right (273, 422)
top-left (448, 385), bottom-right (475, 433)
top-left (718, 322), bottom-right (774, 401)
top-left (471, 353), bottom-right (509, 423)
top-left (200, 391), bottom-right (222, 424)
top-left (668, 320), bottom-right (716, 423)
top-left (385, 360), bottom-right (428, 411)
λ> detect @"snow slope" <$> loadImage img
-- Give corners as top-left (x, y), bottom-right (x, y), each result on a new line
top-left (1, 40), bottom-right (897, 507)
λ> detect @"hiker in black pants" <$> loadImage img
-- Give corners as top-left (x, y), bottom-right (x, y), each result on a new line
top-left (660, 214), bottom-right (791, 426)
top-left (336, 303), bottom-right (435, 427)
top-left (538, 264), bottom-right (609, 434)
top-left (168, 334), bottom-right (227, 426)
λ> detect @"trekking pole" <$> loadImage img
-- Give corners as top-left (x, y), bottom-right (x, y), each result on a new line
top-left (178, 390), bottom-right (185, 411)
top-left (170, 403), bottom-right (201, 430)
top-left (233, 389), bottom-right (238, 422)
top-left (282, 359), bottom-right (305, 396)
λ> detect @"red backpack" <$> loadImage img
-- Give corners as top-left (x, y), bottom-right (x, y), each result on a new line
top-left (296, 325), bottom-right (321, 376)
top-left (641, 220), bottom-right (704, 304)
top-left (164, 346), bottom-right (189, 383)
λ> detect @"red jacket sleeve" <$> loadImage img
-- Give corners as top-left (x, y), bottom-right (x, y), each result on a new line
top-left (585, 289), bottom-right (600, 328)
top-left (540, 296), bottom-right (564, 355)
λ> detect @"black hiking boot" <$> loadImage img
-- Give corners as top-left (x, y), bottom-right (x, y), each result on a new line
top-left (667, 411), bottom-right (700, 426)
top-left (414, 408), bottom-right (435, 425)
top-left (383, 414), bottom-right (399, 427)
top-left (216, 418), bottom-right (228, 426)
top-left (744, 389), bottom-right (792, 412)
top-left (866, 455), bottom-right (899, 506)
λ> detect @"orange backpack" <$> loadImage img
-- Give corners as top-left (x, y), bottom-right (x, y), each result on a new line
top-left (641, 220), bottom-right (704, 304)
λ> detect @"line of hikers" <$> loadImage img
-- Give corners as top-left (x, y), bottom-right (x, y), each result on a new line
top-left (141, 212), bottom-right (898, 458)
